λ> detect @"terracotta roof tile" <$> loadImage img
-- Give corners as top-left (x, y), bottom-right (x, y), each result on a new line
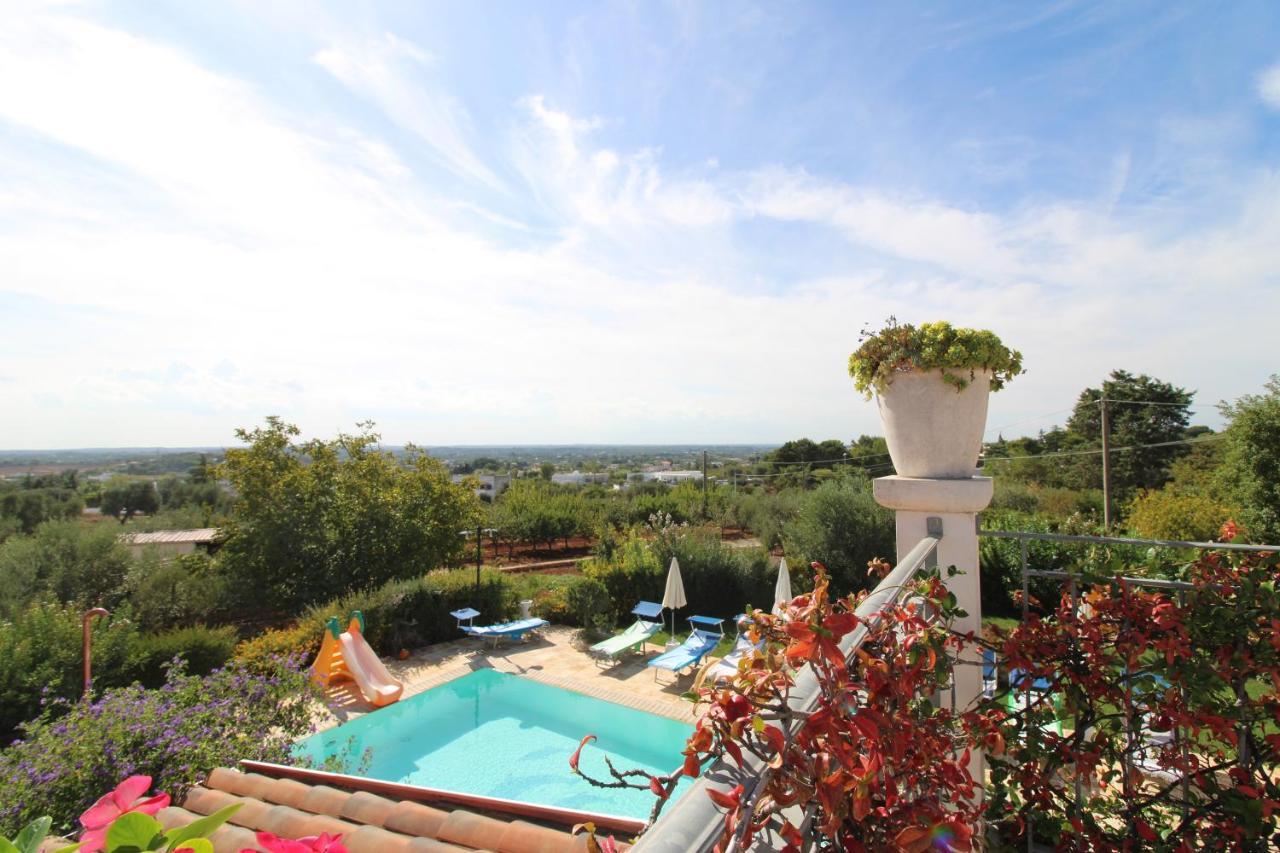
top-left (383, 801), bottom-right (449, 838)
top-left (179, 767), bottom-right (593, 852)
top-left (339, 791), bottom-right (397, 825)
top-left (436, 811), bottom-right (510, 849)
top-left (499, 819), bottom-right (588, 853)
top-left (299, 785), bottom-right (352, 816)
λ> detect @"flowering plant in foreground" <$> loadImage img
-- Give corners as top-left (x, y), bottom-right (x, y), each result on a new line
top-left (984, 525), bottom-right (1280, 849)
top-left (1, 777), bottom-right (350, 853)
top-left (0, 656), bottom-right (319, 836)
top-left (573, 562), bottom-right (989, 851)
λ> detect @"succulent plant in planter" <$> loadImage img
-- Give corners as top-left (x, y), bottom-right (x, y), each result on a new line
top-left (849, 318), bottom-right (1024, 479)
top-left (847, 317), bottom-right (1023, 398)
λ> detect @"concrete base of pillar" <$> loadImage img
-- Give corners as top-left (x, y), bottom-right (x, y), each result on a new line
top-left (874, 475), bottom-right (994, 794)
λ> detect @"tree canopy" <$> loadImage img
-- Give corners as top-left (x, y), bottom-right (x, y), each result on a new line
top-left (217, 418), bottom-right (481, 612)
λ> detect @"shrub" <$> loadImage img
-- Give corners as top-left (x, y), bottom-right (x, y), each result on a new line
top-left (0, 521), bottom-right (131, 619)
top-left (1126, 487), bottom-right (1233, 542)
top-left (848, 317), bottom-right (1023, 397)
top-left (234, 622), bottom-right (326, 674)
top-left (780, 475), bottom-right (894, 596)
top-left (233, 568), bottom-right (514, 669)
top-left (0, 657), bottom-right (318, 836)
top-left (0, 602), bottom-right (140, 741)
top-left (124, 552), bottom-right (228, 632)
top-left (564, 577), bottom-right (611, 632)
top-left (125, 625), bottom-right (238, 687)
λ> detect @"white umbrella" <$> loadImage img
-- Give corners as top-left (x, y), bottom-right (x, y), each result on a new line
top-left (774, 557), bottom-right (793, 611)
top-left (661, 556), bottom-right (687, 636)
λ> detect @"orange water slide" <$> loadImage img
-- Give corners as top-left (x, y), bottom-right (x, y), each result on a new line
top-left (310, 612), bottom-right (404, 707)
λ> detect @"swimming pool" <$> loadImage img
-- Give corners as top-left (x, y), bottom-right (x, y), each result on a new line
top-left (294, 669), bottom-right (694, 819)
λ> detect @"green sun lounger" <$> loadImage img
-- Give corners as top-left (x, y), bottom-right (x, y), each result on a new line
top-left (590, 601), bottom-right (663, 664)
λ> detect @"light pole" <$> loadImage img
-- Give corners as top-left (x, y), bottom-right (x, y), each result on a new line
top-left (82, 607), bottom-right (109, 698)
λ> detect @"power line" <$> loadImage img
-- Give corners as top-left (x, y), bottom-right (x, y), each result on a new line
top-left (982, 432), bottom-right (1223, 463)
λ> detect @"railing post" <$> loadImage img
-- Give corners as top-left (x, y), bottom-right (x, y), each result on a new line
top-left (873, 475), bottom-right (993, 791)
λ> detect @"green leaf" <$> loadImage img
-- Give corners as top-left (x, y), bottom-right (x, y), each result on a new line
top-left (162, 804), bottom-right (241, 851)
top-left (169, 840), bottom-right (213, 853)
top-left (0, 838), bottom-right (22, 853)
top-left (104, 813), bottom-right (164, 853)
top-left (14, 817), bottom-right (51, 853)
top-left (51, 844), bottom-right (83, 853)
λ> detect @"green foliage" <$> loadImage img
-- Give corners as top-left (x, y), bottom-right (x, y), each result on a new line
top-left (0, 658), bottom-right (318, 835)
top-left (0, 521), bottom-right (132, 619)
top-left (730, 488), bottom-right (804, 550)
top-left (490, 480), bottom-right (592, 550)
top-left (0, 602), bottom-right (238, 741)
top-left (765, 439), bottom-right (850, 469)
top-left (1125, 488), bottom-right (1232, 542)
top-left (564, 577), bottom-right (611, 632)
top-left (780, 474), bottom-right (894, 596)
top-left (124, 553), bottom-right (227, 632)
top-left (217, 418), bottom-right (481, 613)
top-left (0, 487), bottom-right (83, 536)
top-left (1064, 370), bottom-right (1194, 495)
top-left (0, 602), bottom-right (139, 741)
top-left (847, 318), bottom-right (1023, 398)
top-left (233, 568), bottom-right (514, 670)
top-left (584, 526), bottom-right (772, 626)
top-left (100, 479), bottom-right (160, 524)
top-left (126, 626), bottom-right (238, 687)
top-left (1216, 375), bottom-right (1280, 542)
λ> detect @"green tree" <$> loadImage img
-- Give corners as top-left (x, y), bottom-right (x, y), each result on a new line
top-left (781, 473), bottom-right (894, 595)
top-left (0, 488), bottom-right (83, 534)
top-left (0, 521), bottom-right (131, 618)
top-left (1064, 370), bottom-right (1194, 494)
top-left (99, 479), bottom-right (160, 524)
top-left (1216, 376), bottom-right (1280, 542)
top-left (217, 418), bottom-right (481, 612)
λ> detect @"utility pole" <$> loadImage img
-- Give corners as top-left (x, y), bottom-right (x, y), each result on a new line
top-left (475, 524), bottom-right (483, 592)
top-left (701, 450), bottom-right (709, 520)
top-left (1100, 396), bottom-right (1112, 529)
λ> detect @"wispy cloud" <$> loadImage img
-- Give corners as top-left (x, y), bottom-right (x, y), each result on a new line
top-left (313, 33), bottom-right (502, 189)
top-left (1259, 60), bottom-right (1280, 110)
top-left (0, 3), bottom-right (1277, 448)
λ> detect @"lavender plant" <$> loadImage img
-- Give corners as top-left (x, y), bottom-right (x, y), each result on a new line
top-left (0, 656), bottom-right (320, 836)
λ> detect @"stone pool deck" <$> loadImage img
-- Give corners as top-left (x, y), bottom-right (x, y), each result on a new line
top-left (313, 625), bottom-right (703, 732)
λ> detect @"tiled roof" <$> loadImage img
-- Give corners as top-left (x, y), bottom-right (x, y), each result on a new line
top-left (157, 767), bottom-right (602, 853)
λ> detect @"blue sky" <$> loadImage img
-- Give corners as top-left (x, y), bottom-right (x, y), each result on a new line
top-left (1, 0), bottom-right (1278, 448)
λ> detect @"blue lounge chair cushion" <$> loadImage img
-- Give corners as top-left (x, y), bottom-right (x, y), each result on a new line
top-left (461, 617), bottom-right (549, 639)
top-left (647, 629), bottom-right (720, 672)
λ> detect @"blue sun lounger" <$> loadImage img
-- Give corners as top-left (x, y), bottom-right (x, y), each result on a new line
top-left (648, 616), bottom-right (723, 680)
top-left (451, 608), bottom-right (549, 647)
top-left (706, 615), bottom-right (760, 681)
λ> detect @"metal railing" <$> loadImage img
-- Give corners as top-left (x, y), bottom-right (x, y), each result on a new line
top-left (633, 520), bottom-right (943, 852)
top-left (979, 528), bottom-right (1278, 851)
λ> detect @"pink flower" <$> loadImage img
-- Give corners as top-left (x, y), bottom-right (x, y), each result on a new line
top-left (79, 775), bottom-right (171, 853)
top-left (243, 831), bottom-right (349, 853)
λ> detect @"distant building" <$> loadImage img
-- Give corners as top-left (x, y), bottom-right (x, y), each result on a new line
top-left (628, 470), bottom-right (704, 485)
top-left (450, 474), bottom-right (511, 501)
top-left (550, 471), bottom-right (611, 485)
top-left (120, 528), bottom-right (221, 559)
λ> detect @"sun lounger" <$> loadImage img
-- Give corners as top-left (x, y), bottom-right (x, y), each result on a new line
top-left (648, 616), bottom-right (723, 679)
top-left (590, 601), bottom-right (663, 665)
top-left (451, 608), bottom-right (548, 647)
top-left (705, 615), bottom-right (757, 682)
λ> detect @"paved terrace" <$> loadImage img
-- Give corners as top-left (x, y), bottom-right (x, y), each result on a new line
top-left (314, 625), bottom-right (701, 731)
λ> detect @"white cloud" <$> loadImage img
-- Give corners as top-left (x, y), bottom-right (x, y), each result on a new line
top-left (1258, 61), bottom-right (1280, 109)
top-left (0, 9), bottom-right (1277, 449)
top-left (313, 33), bottom-right (502, 189)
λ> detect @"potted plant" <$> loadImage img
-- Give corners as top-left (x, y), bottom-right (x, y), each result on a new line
top-left (848, 318), bottom-right (1023, 478)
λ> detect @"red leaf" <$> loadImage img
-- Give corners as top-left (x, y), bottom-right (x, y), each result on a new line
top-left (569, 734), bottom-right (596, 771)
top-left (707, 784), bottom-right (743, 810)
top-left (893, 825), bottom-right (933, 853)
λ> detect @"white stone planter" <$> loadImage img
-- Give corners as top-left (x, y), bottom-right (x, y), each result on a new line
top-left (876, 368), bottom-right (991, 479)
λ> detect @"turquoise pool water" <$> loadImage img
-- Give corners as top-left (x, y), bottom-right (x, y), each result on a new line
top-left (294, 669), bottom-right (693, 819)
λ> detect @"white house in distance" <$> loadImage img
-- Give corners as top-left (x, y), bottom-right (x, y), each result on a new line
top-left (120, 528), bottom-right (221, 559)
top-left (550, 471), bottom-right (611, 486)
top-left (629, 470), bottom-right (704, 485)
top-left (450, 474), bottom-right (511, 501)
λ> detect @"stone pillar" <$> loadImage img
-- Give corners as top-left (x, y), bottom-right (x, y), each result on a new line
top-left (873, 475), bottom-right (993, 788)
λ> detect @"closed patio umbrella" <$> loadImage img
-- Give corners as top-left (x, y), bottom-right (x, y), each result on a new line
top-left (775, 557), bottom-right (793, 611)
top-left (661, 556), bottom-right (687, 637)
